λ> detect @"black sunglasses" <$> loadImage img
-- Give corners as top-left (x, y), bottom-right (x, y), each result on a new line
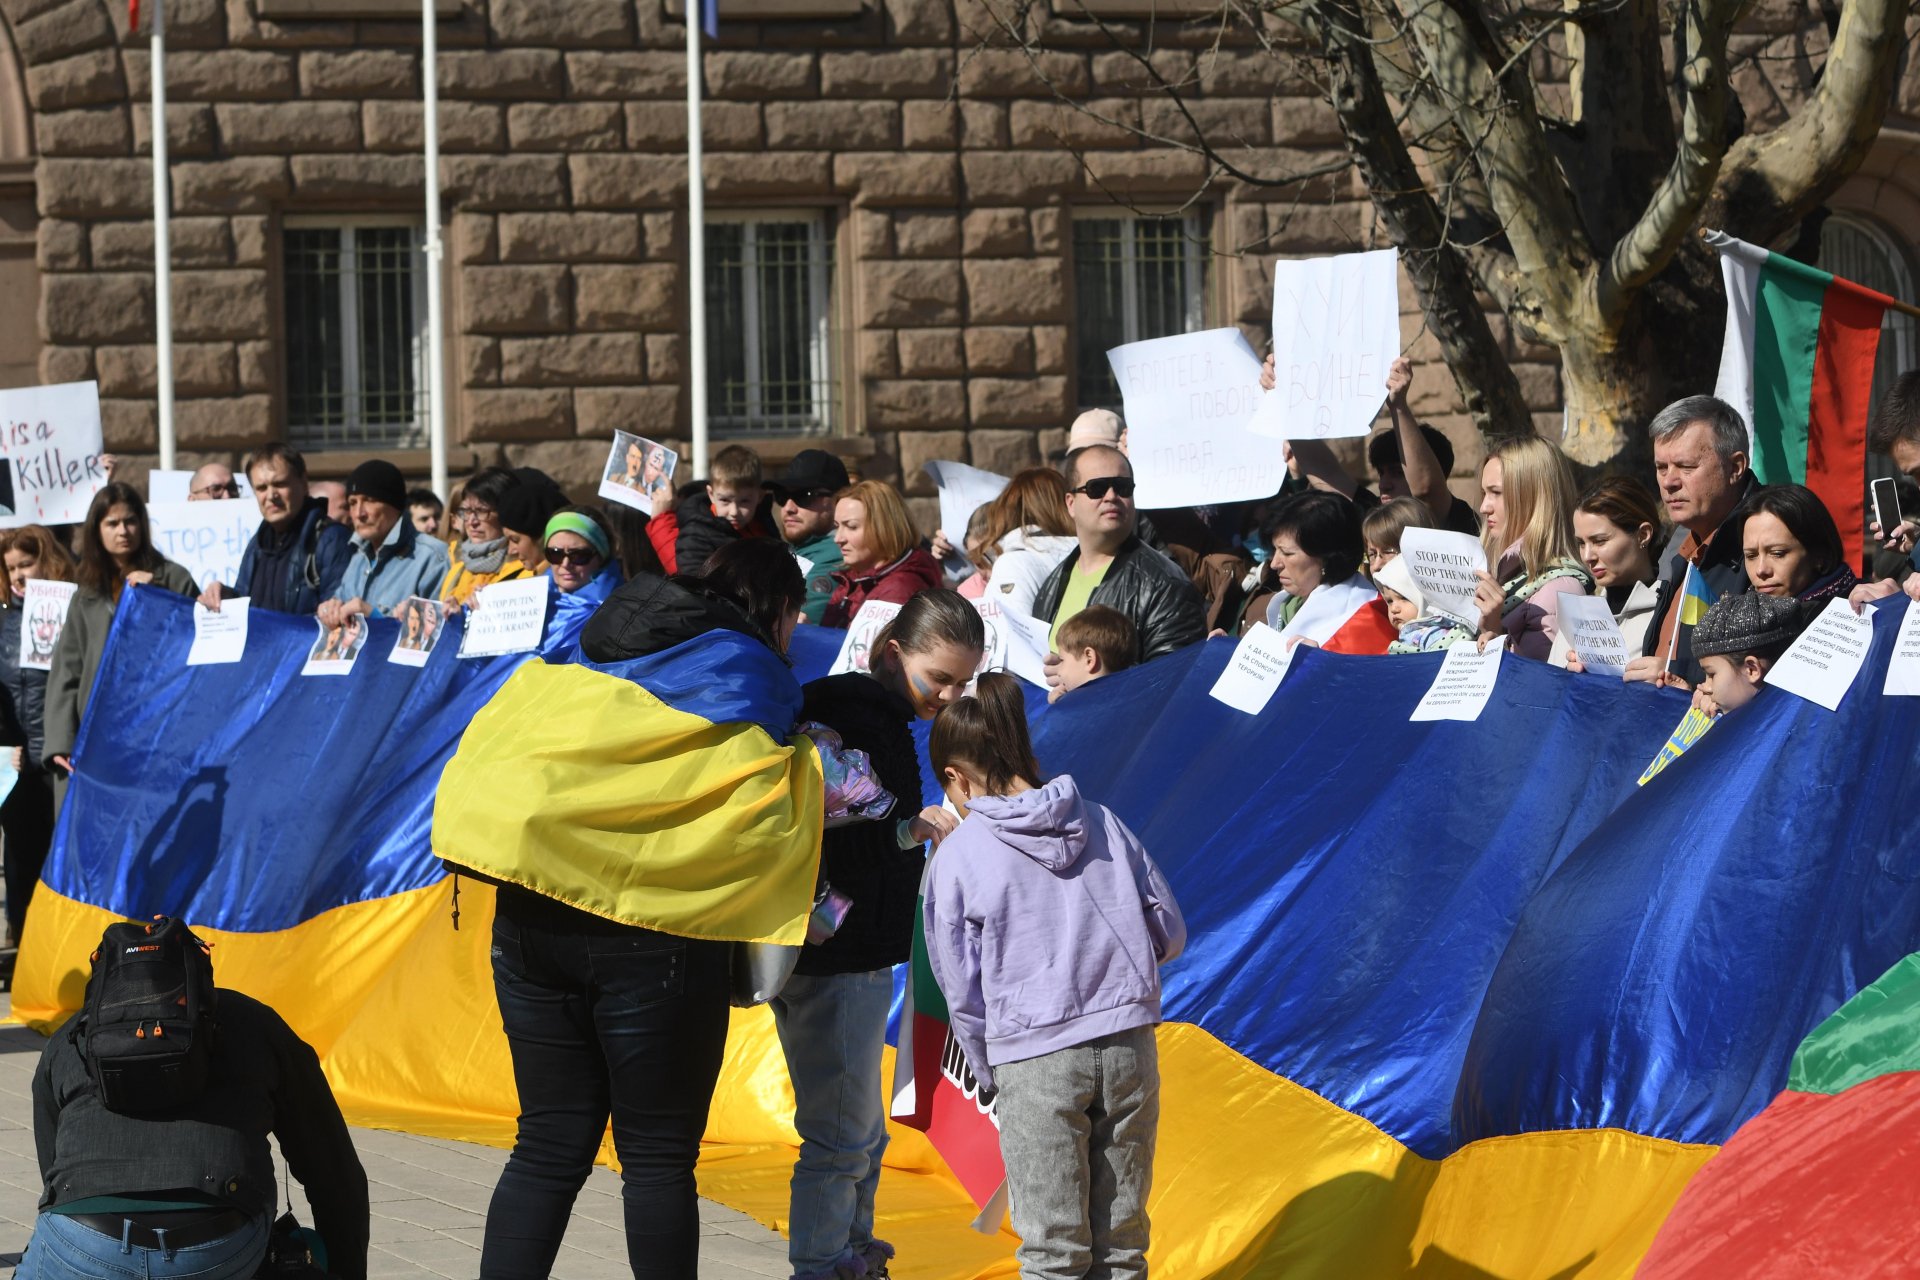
top-left (544, 545), bottom-right (599, 567)
top-left (768, 485), bottom-right (836, 506)
top-left (1071, 476), bottom-right (1135, 501)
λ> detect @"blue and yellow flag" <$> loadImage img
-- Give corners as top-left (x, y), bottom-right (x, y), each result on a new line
top-left (432, 629), bottom-right (824, 945)
top-left (1679, 561), bottom-right (1719, 626)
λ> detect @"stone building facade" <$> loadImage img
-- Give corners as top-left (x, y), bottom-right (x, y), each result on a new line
top-left (0, 0), bottom-right (1916, 524)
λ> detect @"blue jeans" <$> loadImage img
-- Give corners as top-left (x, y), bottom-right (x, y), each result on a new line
top-left (19, 1211), bottom-right (269, 1279)
top-left (480, 897), bottom-right (732, 1279)
top-left (770, 969), bottom-right (897, 1278)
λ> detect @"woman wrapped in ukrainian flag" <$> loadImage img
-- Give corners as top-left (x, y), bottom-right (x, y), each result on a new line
top-left (434, 539), bottom-right (833, 1280)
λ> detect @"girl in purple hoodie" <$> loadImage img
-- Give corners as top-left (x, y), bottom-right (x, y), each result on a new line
top-left (923, 673), bottom-right (1185, 1279)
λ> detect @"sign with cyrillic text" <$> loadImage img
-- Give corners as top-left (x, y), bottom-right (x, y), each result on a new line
top-left (1882, 602), bottom-right (1920, 696)
top-left (186, 599), bottom-right (250, 666)
top-left (828, 600), bottom-right (902, 676)
top-left (1250, 249), bottom-right (1400, 441)
top-left (1208, 623), bottom-right (1296, 716)
top-left (1411, 638), bottom-right (1505, 722)
top-left (1400, 528), bottom-right (1487, 631)
top-left (1768, 597), bottom-right (1875, 711)
top-left (0, 380), bottom-right (108, 528)
top-left (1106, 328), bottom-right (1288, 507)
top-left (19, 579), bottom-right (76, 673)
top-left (973, 597), bottom-right (1049, 689)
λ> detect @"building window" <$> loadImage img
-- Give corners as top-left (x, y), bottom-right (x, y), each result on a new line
top-left (705, 213), bottom-right (837, 435)
top-left (1073, 211), bottom-right (1210, 409)
top-left (283, 220), bottom-right (428, 451)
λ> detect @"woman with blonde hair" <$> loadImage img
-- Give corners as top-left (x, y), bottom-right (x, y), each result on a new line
top-left (1469, 434), bottom-right (1593, 660)
top-left (978, 468), bottom-right (1077, 618)
top-left (823, 479), bottom-right (942, 627)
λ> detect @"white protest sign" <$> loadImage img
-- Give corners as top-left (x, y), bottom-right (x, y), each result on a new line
top-left (1105, 328), bottom-right (1288, 508)
top-left (1250, 249), bottom-right (1400, 440)
top-left (1767, 597), bottom-right (1876, 712)
top-left (186, 598), bottom-right (250, 666)
top-left (19, 579), bottom-right (77, 672)
top-left (1883, 603), bottom-right (1920, 696)
top-left (1411, 637), bottom-right (1506, 722)
top-left (389, 596), bottom-right (448, 668)
top-left (973, 597), bottom-right (1049, 689)
top-left (828, 600), bottom-right (902, 676)
top-left (1208, 623), bottom-right (1296, 716)
top-left (302, 614), bottom-right (368, 676)
top-left (148, 499), bottom-right (263, 592)
top-left (459, 575), bottom-right (552, 659)
top-left (1399, 528), bottom-right (1488, 630)
top-left (0, 381), bottom-right (107, 528)
top-left (1557, 594), bottom-right (1632, 678)
top-left (924, 461), bottom-right (1010, 543)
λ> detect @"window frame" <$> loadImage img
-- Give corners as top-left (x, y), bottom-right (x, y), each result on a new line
top-left (1069, 206), bottom-right (1215, 412)
top-left (281, 213), bottom-right (431, 452)
top-left (703, 208), bottom-right (841, 437)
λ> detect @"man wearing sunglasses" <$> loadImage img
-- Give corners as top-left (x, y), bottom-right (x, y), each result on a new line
top-left (768, 449), bottom-right (849, 623)
top-left (1031, 445), bottom-right (1207, 679)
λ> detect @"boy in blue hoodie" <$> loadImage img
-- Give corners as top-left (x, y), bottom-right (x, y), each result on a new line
top-left (922, 673), bottom-right (1185, 1279)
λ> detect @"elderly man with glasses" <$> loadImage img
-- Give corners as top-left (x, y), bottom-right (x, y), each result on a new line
top-left (767, 449), bottom-right (850, 624)
top-left (1032, 444), bottom-right (1207, 684)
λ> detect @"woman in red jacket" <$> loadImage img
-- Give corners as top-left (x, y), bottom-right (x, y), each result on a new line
top-left (823, 480), bottom-right (942, 627)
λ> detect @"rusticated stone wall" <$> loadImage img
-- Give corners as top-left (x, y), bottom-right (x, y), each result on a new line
top-left (2, 0), bottom-right (1917, 522)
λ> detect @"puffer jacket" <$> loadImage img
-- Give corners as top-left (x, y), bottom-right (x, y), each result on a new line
top-left (0, 594), bottom-right (47, 769)
top-left (1030, 535), bottom-right (1208, 663)
top-left (823, 547), bottom-right (943, 628)
top-left (580, 568), bottom-right (783, 665)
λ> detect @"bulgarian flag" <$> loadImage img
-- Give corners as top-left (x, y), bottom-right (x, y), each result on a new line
top-left (890, 897), bottom-right (1009, 1231)
top-left (1709, 229), bottom-right (1895, 567)
top-left (1278, 575), bottom-right (1400, 654)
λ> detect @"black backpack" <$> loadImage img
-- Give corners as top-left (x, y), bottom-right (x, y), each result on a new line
top-left (74, 916), bottom-right (217, 1113)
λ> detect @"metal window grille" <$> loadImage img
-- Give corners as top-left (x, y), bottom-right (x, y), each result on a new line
top-left (705, 214), bottom-right (837, 435)
top-left (1073, 212), bottom-right (1210, 408)
top-left (1820, 214), bottom-right (1920, 533)
top-left (284, 223), bottom-right (428, 450)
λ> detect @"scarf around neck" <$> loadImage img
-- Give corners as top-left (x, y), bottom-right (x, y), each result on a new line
top-left (459, 536), bottom-right (509, 576)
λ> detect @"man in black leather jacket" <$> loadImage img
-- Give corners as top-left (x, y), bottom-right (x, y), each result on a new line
top-left (27, 986), bottom-right (368, 1279)
top-left (1032, 445), bottom-right (1208, 677)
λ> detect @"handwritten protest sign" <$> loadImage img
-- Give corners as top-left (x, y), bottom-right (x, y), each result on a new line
top-left (1208, 624), bottom-right (1296, 716)
top-left (1400, 528), bottom-right (1487, 630)
top-left (973, 597), bottom-right (1048, 689)
top-left (1411, 637), bottom-right (1505, 722)
top-left (1105, 328), bottom-right (1288, 508)
top-left (0, 381), bottom-right (107, 528)
top-left (828, 600), bottom-right (902, 676)
top-left (19, 579), bottom-right (76, 673)
top-left (149, 499), bottom-right (263, 592)
top-left (1250, 249), bottom-right (1400, 441)
top-left (925, 462), bottom-right (1010, 542)
top-left (1557, 594), bottom-right (1632, 678)
top-left (459, 576), bottom-right (552, 659)
top-left (1767, 597), bottom-right (1875, 711)
top-left (1883, 603), bottom-right (1920, 696)
top-left (187, 599), bottom-right (250, 666)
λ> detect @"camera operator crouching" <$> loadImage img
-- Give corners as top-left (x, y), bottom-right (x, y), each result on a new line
top-left (22, 917), bottom-right (368, 1279)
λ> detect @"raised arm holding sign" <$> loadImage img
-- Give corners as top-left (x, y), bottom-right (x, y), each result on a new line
top-left (1105, 328), bottom-right (1287, 508)
top-left (1250, 250), bottom-right (1401, 441)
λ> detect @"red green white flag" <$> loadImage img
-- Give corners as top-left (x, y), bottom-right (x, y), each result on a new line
top-left (1709, 229), bottom-right (1893, 568)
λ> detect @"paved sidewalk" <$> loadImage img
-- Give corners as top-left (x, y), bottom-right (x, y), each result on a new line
top-left (0, 998), bottom-right (792, 1279)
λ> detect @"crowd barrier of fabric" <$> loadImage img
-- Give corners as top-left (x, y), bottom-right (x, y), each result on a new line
top-left (13, 585), bottom-right (1920, 1278)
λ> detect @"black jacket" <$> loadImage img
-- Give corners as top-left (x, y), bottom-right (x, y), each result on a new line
top-left (796, 673), bottom-right (924, 975)
top-left (1640, 475), bottom-right (1758, 683)
top-left (234, 497), bottom-right (353, 616)
top-left (0, 595), bottom-right (48, 769)
top-left (580, 569), bottom-right (777, 663)
top-left (1030, 534), bottom-right (1209, 663)
top-left (33, 989), bottom-right (369, 1280)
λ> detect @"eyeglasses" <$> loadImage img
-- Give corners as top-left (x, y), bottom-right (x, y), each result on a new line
top-left (1071, 476), bottom-right (1135, 501)
top-left (455, 506), bottom-right (495, 522)
top-left (768, 486), bottom-right (835, 507)
top-left (192, 481), bottom-right (240, 499)
top-left (544, 545), bottom-right (599, 567)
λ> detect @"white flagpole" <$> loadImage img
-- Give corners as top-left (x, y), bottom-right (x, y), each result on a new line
top-left (151, 0), bottom-right (175, 470)
top-left (686, 4), bottom-right (707, 480)
top-left (422, 0), bottom-right (448, 499)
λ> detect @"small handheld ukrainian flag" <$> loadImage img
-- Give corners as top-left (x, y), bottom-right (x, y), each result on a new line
top-left (1678, 562), bottom-right (1718, 626)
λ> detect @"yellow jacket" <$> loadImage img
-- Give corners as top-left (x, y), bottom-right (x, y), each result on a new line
top-left (439, 557), bottom-right (528, 606)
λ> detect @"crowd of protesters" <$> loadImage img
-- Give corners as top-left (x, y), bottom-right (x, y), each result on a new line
top-left (7, 360), bottom-right (1920, 1280)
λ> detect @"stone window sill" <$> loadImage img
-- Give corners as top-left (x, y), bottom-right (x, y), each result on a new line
top-left (1051, 0), bottom-right (1222, 17)
top-left (256, 0), bottom-right (464, 18)
top-left (662, 0), bottom-right (867, 21)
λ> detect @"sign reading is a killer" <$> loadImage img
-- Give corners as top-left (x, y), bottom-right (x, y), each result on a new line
top-left (0, 380), bottom-right (109, 529)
